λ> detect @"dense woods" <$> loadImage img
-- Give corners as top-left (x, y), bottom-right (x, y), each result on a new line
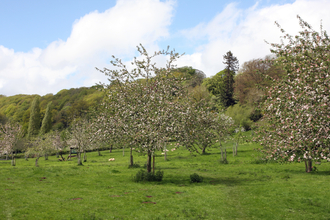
top-left (0, 86), bottom-right (103, 134)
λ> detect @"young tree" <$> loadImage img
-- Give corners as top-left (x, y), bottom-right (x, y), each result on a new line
top-left (68, 119), bottom-right (94, 165)
top-left (194, 109), bottom-right (218, 154)
top-left (0, 122), bottom-right (23, 165)
top-left (214, 113), bottom-right (234, 163)
top-left (28, 96), bottom-right (41, 138)
top-left (97, 44), bottom-right (187, 172)
top-left (25, 135), bottom-right (54, 167)
top-left (40, 102), bottom-right (52, 135)
top-left (257, 16), bottom-right (330, 172)
top-left (51, 130), bottom-right (65, 159)
top-left (221, 51), bottom-right (239, 107)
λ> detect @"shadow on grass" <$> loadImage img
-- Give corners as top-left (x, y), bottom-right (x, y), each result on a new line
top-left (281, 169), bottom-right (330, 176)
top-left (159, 175), bottom-right (250, 187)
top-left (159, 167), bottom-right (179, 170)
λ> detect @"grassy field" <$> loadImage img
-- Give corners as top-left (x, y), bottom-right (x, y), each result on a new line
top-left (1, 133), bottom-right (330, 219)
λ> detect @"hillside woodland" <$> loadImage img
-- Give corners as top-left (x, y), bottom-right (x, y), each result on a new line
top-left (0, 86), bottom-right (104, 133)
top-left (0, 60), bottom-right (281, 136)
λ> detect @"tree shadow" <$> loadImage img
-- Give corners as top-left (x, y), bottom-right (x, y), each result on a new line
top-left (281, 169), bottom-right (330, 176)
top-left (160, 175), bottom-right (249, 186)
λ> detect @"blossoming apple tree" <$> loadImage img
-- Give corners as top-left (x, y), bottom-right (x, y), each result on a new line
top-left (258, 16), bottom-right (330, 172)
top-left (68, 119), bottom-right (94, 165)
top-left (0, 122), bottom-right (23, 166)
top-left (97, 44), bottom-right (188, 172)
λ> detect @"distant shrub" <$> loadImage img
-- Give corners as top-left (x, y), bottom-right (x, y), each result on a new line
top-left (128, 163), bottom-right (141, 168)
top-left (154, 170), bottom-right (164, 182)
top-left (190, 173), bottom-right (203, 183)
top-left (133, 169), bottom-right (164, 182)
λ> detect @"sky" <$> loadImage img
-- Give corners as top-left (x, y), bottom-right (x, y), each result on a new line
top-left (0, 0), bottom-right (329, 96)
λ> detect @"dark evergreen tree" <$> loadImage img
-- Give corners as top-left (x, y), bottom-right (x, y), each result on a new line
top-left (40, 102), bottom-right (52, 135)
top-left (28, 96), bottom-right (41, 138)
top-left (221, 51), bottom-right (239, 107)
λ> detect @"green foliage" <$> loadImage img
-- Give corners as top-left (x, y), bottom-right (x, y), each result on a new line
top-left (40, 102), bottom-right (52, 135)
top-left (133, 169), bottom-right (164, 182)
top-left (221, 51), bottom-right (238, 107)
top-left (225, 104), bottom-right (253, 130)
top-left (154, 170), bottom-right (164, 181)
top-left (0, 87), bottom-right (104, 134)
top-left (188, 85), bottom-right (212, 104)
top-left (234, 58), bottom-right (285, 106)
top-left (203, 70), bottom-right (225, 97)
top-left (27, 96), bottom-right (41, 138)
top-left (249, 109), bottom-right (263, 122)
top-left (203, 68), bottom-right (238, 109)
top-left (173, 66), bottom-right (206, 88)
top-left (0, 112), bottom-right (8, 125)
top-left (190, 173), bottom-right (203, 183)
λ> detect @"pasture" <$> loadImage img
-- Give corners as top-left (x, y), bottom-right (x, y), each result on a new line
top-left (1, 134), bottom-right (330, 219)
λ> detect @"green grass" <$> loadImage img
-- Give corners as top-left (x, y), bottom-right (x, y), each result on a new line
top-left (1, 135), bottom-right (330, 219)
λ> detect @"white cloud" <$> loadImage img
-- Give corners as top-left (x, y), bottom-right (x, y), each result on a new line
top-left (0, 0), bottom-right (175, 96)
top-left (179, 0), bottom-right (330, 77)
top-left (2, 0), bottom-right (330, 96)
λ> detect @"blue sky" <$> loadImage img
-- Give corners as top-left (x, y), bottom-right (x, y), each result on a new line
top-left (0, 0), bottom-right (328, 96)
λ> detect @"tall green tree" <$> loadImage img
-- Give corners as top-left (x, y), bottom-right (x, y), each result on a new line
top-left (40, 102), bottom-right (52, 135)
top-left (203, 70), bottom-right (225, 97)
top-left (221, 51), bottom-right (238, 107)
top-left (27, 96), bottom-right (41, 138)
top-left (202, 69), bottom-right (226, 109)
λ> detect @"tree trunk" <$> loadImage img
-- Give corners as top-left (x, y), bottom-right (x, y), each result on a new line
top-left (56, 152), bottom-right (59, 158)
top-left (123, 146), bottom-right (125, 156)
top-left (77, 152), bottom-right (83, 165)
top-left (152, 153), bottom-right (155, 175)
top-left (11, 156), bottom-right (16, 166)
top-left (44, 153), bottom-right (48, 160)
top-left (83, 151), bottom-right (87, 162)
top-left (233, 143), bottom-right (235, 157)
top-left (147, 150), bottom-right (152, 173)
top-left (109, 145), bottom-right (112, 153)
top-left (235, 141), bottom-right (238, 156)
top-left (164, 143), bottom-right (167, 161)
top-left (202, 146), bottom-right (206, 154)
top-left (6, 154), bottom-right (8, 160)
top-left (219, 138), bottom-right (223, 161)
top-left (305, 159), bottom-right (312, 172)
top-left (98, 149), bottom-right (101, 156)
top-left (130, 147), bottom-right (134, 166)
top-left (60, 153), bottom-right (65, 161)
top-left (221, 148), bottom-right (223, 161)
top-left (25, 154), bottom-right (28, 161)
top-left (35, 157), bottom-right (39, 167)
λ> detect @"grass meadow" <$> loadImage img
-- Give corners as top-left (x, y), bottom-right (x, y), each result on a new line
top-left (1, 132), bottom-right (330, 219)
